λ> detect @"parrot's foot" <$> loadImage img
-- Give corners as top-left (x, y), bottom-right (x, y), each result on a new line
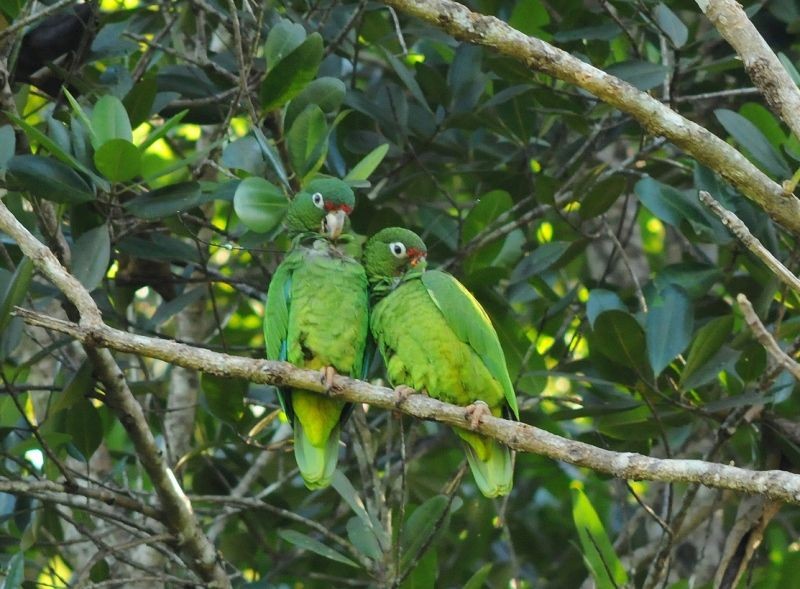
top-left (465, 400), bottom-right (491, 430)
top-left (320, 366), bottom-right (338, 393)
top-left (393, 385), bottom-right (419, 406)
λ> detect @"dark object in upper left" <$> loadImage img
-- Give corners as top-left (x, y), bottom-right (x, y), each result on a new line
top-left (12, 3), bottom-right (98, 97)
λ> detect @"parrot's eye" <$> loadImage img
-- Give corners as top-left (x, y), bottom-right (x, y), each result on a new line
top-left (389, 242), bottom-right (407, 258)
top-left (311, 192), bottom-right (324, 209)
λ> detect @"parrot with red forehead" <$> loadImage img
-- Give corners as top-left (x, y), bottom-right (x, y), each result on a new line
top-left (364, 227), bottom-right (519, 497)
top-left (264, 178), bottom-right (368, 489)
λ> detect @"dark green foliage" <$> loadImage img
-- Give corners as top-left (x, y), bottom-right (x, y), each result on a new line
top-left (1, 0), bottom-right (800, 587)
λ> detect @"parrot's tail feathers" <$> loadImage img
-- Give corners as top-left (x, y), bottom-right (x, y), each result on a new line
top-left (461, 436), bottom-right (513, 498)
top-left (293, 419), bottom-right (341, 490)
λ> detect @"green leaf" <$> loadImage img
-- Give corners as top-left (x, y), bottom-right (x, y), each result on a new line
top-left (91, 95), bottom-right (133, 147)
top-left (382, 49), bottom-right (431, 111)
top-left (0, 125), bottom-right (15, 169)
top-left (332, 471), bottom-right (387, 548)
top-left (586, 289), bottom-right (625, 328)
top-left (7, 155), bottom-right (95, 204)
top-left (63, 88), bottom-right (98, 147)
top-left (143, 287), bottom-right (205, 330)
top-left (653, 3), bottom-right (688, 48)
top-left (0, 257), bottom-right (33, 334)
top-left (462, 190), bottom-right (512, 243)
top-left (260, 33), bottom-right (324, 111)
top-left (139, 110), bottom-right (188, 152)
top-left (509, 0), bottom-right (551, 38)
top-left (117, 234), bottom-right (201, 264)
top-left (606, 60), bottom-right (668, 91)
top-left (592, 310), bottom-right (652, 380)
top-left (222, 136), bottom-right (267, 176)
top-left (285, 77), bottom-right (347, 130)
top-left (400, 496), bottom-right (449, 568)
top-left (715, 109), bottom-right (791, 177)
top-left (344, 143), bottom-right (389, 182)
top-left (64, 400), bottom-right (103, 462)
top-left (680, 316), bottom-right (734, 389)
top-left (346, 517), bottom-right (382, 561)
top-left (278, 529), bottom-right (359, 568)
top-left (778, 52), bottom-right (800, 85)
top-left (265, 20), bottom-right (307, 67)
top-left (5, 113), bottom-right (103, 186)
top-left (401, 548), bottom-right (437, 589)
top-left (51, 361), bottom-right (94, 414)
top-left (124, 182), bottom-right (207, 219)
top-left (124, 78), bottom-right (158, 128)
top-left (72, 224), bottom-right (110, 291)
top-left (201, 373), bottom-right (245, 423)
top-left (287, 104), bottom-right (328, 180)
top-left (94, 139), bottom-right (141, 182)
top-left (510, 241), bottom-right (571, 283)
top-left (1, 551), bottom-right (24, 589)
top-left (463, 563), bottom-right (493, 589)
top-left (580, 176), bottom-right (626, 219)
top-left (252, 128), bottom-right (290, 188)
top-left (233, 177), bottom-right (288, 233)
top-left (646, 285), bottom-right (693, 376)
top-left (571, 485), bottom-right (629, 589)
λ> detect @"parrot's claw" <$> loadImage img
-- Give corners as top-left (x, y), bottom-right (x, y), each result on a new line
top-left (393, 385), bottom-right (417, 406)
top-left (465, 400), bottom-right (491, 430)
top-left (320, 366), bottom-right (338, 393)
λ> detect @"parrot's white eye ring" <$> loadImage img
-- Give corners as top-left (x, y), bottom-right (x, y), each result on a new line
top-left (312, 192), bottom-right (324, 209)
top-left (389, 242), bottom-right (407, 258)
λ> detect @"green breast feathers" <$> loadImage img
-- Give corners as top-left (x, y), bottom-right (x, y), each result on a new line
top-left (364, 227), bottom-right (518, 498)
top-left (263, 180), bottom-right (369, 490)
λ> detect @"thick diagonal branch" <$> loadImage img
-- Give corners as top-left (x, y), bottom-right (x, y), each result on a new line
top-left (695, 0), bottom-right (800, 144)
top-left (13, 307), bottom-right (800, 506)
top-left (378, 0), bottom-right (800, 236)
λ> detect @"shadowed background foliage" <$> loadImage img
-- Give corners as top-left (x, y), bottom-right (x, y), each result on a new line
top-left (2, 0), bottom-right (800, 587)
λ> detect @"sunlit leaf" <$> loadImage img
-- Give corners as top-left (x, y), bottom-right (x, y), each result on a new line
top-left (91, 95), bottom-right (133, 147)
top-left (94, 139), bottom-right (141, 182)
top-left (344, 144), bottom-right (389, 182)
top-left (571, 485), bottom-right (629, 589)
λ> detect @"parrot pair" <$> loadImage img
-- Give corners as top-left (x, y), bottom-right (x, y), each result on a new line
top-left (263, 179), bottom-right (519, 497)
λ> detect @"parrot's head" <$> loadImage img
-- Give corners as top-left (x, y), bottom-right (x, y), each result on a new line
top-left (286, 178), bottom-right (355, 240)
top-left (364, 227), bottom-right (428, 286)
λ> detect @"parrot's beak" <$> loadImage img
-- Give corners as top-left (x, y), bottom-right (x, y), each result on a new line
top-left (409, 251), bottom-right (427, 267)
top-left (323, 209), bottom-right (347, 240)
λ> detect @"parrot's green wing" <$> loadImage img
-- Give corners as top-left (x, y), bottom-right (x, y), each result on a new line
top-left (421, 270), bottom-right (519, 419)
top-left (264, 252), bottom-right (300, 420)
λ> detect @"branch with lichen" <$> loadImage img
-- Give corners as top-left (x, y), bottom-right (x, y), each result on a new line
top-left (377, 0), bottom-right (800, 236)
top-left (11, 306), bottom-right (800, 504)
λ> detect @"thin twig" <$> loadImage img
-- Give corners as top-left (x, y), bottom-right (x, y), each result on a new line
top-left (737, 293), bottom-right (800, 381)
top-left (699, 191), bottom-right (800, 297)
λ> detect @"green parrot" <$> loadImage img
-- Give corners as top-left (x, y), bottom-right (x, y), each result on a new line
top-left (264, 178), bottom-right (369, 489)
top-left (364, 227), bottom-right (519, 498)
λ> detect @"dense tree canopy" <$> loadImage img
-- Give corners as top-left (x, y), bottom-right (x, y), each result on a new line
top-left (2, 0), bottom-right (800, 587)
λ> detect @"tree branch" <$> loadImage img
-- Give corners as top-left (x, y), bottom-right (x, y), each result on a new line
top-left (737, 293), bottom-right (800, 381)
top-left (0, 195), bottom-right (230, 588)
top-left (695, 0), bottom-right (800, 145)
top-left (378, 0), bottom-right (800, 235)
top-left (11, 306), bottom-right (800, 505)
top-left (699, 191), bottom-right (800, 296)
